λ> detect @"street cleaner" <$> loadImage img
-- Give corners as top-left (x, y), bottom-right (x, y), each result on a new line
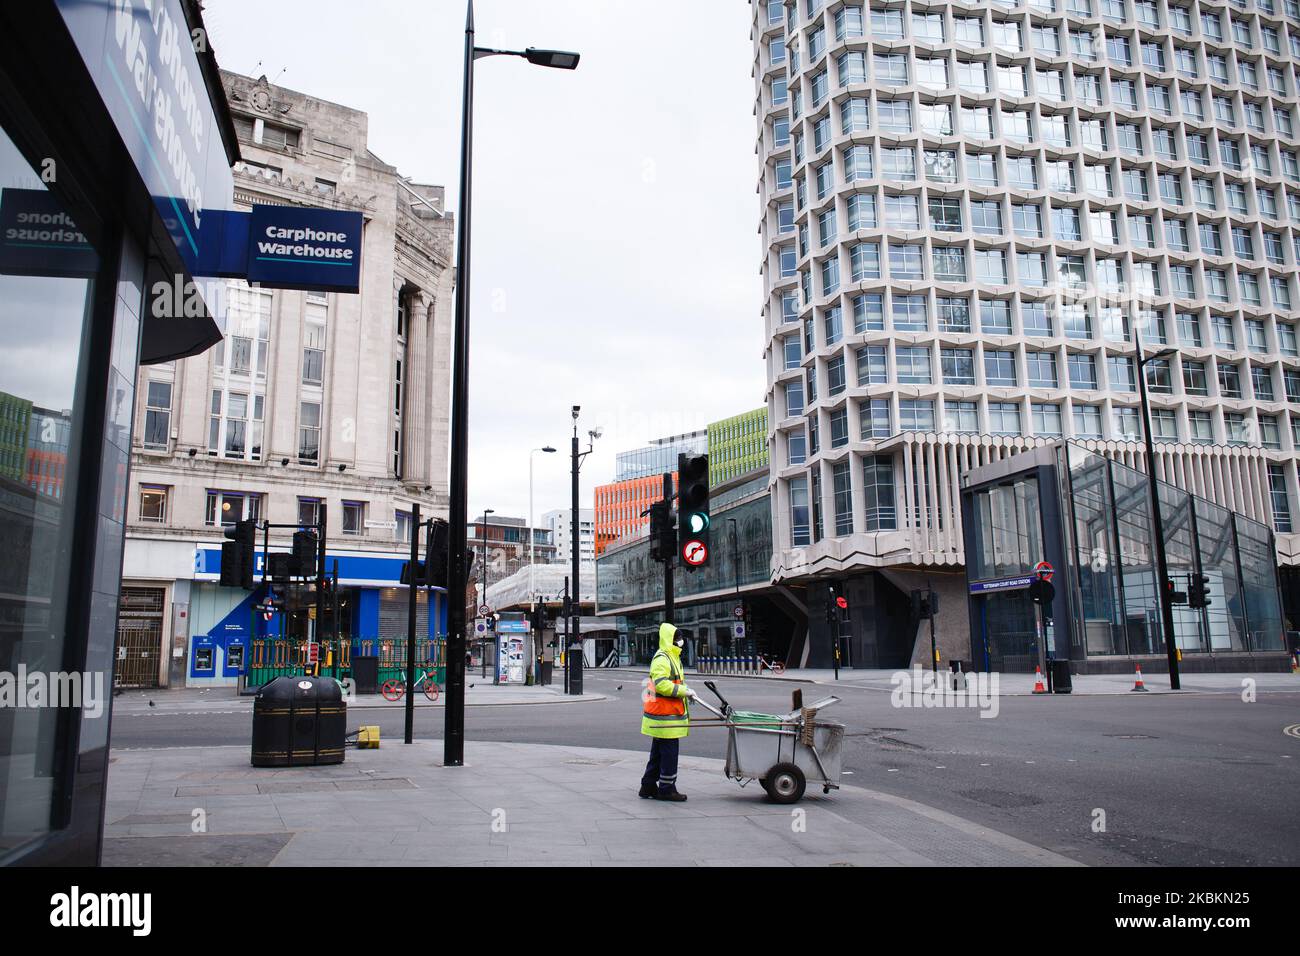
top-left (638, 622), bottom-right (696, 802)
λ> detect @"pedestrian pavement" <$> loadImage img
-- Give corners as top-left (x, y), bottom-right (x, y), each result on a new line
top-left (602, 665), bottom-right (1300, 696)
top-left (111, 683), bottom-right (604, 716)
top-left (101, 739), bottom-right (1078, 867)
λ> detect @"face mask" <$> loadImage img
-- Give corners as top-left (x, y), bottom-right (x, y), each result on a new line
top-left (673, 638), bottom-right (684, 650)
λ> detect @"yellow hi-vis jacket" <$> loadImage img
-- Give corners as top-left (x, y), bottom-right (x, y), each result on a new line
top-left (641, 622), bottom-right (691, 739)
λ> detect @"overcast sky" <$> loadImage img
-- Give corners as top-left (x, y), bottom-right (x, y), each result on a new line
top-left (204, 0), bottom-right (764, 526)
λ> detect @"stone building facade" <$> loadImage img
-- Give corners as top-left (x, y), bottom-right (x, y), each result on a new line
top-left (118, 72), bottom-right (455, 687)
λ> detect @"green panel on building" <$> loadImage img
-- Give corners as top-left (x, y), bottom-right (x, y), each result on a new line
top-left (707, 407), bottom-right (768, 487)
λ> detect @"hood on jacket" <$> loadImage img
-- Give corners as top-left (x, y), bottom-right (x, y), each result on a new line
top-left (658, 622), bottom-right (681, 657)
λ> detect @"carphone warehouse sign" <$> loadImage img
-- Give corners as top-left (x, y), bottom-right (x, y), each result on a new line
top-left (55, 0), bottom-right (235, 272)
top-left (246, 205), bottom-right (363, 293)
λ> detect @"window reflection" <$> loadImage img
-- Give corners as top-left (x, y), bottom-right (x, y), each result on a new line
top-left (0, 127), bottom-right (97, 852)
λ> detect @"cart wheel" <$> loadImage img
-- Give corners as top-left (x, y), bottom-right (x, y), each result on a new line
top-left (380, 679), bottom-right (404, 701)
top-left (423, 682), bottom-right (440, 701)
top-left (765, 762), bottom-right (806, 804)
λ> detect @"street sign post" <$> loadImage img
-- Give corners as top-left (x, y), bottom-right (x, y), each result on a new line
top-left (1030, 561), bottom-right (1054, 681)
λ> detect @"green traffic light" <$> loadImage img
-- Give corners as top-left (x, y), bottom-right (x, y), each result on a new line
top-left (686, 511), bottom-right (710, 534)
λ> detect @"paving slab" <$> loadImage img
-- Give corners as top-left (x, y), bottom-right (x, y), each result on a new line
top-left (103, 740), bottom-right (1081, 867)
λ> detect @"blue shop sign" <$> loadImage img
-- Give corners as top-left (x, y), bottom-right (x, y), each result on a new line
top-left (55, 0), bottom-right (235, 273)
top-left (194, 547), bottom-right (442, 589)
top-left (193, 205), bottom-right (363, 293)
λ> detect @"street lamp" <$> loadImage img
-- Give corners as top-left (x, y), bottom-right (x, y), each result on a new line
top-left (444, 0), bottom-right (580, 767)
top-left (529, 446), bottom-right (557, 603)
top-left (1133, 322), bottom-right (1181, 690)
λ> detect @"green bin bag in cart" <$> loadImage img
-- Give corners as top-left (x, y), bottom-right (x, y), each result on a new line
top-left (729, 711), bottom-right (784, 726)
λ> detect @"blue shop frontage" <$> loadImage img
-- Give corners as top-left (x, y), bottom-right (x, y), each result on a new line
top-left (188, 545), bottom-right (447, 689)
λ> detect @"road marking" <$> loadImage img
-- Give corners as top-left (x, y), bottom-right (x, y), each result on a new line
top-left (1284, 723), bottom-right (1300, 739)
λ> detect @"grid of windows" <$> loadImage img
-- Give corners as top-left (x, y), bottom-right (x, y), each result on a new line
top-left (759, 0), bottom-right (1300, 545)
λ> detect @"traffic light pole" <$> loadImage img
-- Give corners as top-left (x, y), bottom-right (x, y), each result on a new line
top-left (405, 503), bottom-right (419, 744)
top-left (1134, 321), bottom-right (1181, 690)
top-left (662, 471), bottom-right (674, 622)
top-left (315, 504), bottom-right (327, 677)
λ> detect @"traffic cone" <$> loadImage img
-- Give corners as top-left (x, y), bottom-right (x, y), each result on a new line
top-left (1032, 666), bottom-right (1048, 694)
top-left (1291, 653), bottom-right (1298, 674)
top-left (1131, 665), bottom-right (1149, 692)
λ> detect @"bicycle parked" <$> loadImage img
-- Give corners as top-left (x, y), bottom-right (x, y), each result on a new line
top-left (380, 668), bottom-right (441, 701)
top-left (756, 653), bottom-right (785, 676)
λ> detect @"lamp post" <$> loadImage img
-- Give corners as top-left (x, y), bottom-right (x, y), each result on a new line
top-left (529, 446), bottom-right (557, 602)
top-left (1133, 322), bottom-right (1181, 690)
top-left (443, 0), bottom-right (580, 768)
top-left (480, 508), bottom-right (495, 606)
top-left (567, 407), bottom-right (599, 695)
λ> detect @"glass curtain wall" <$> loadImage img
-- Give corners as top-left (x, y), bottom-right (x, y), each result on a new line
top-left (1064, 445), bottom-right (1284, 657)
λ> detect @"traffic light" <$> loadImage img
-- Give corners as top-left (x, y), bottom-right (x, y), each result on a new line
top-left (826, 583), bottom-right (848, 625)
top-left (1166, 578), bottom-right (1188, 606)
top-left (426, 518), bottom-right (450, 589)
top-left (677, 453), bottom-right (710, 569)
top-left (399, 560), bottom-right (426, 586)
top-left (1188, 573), bottom-right (1212, 609)
top-left (292, 529), bottom-right (318, 578)
top-left (220, 518), bottom-right (256, 590)
top-left (267, 552), bottom-right (294, 583)
top-left (648, 500), bottom-right (674, 563)
top-left (912, 589), bottom-right (939, 619)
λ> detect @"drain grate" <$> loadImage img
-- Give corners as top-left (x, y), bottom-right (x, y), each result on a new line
top-left (1104, 734), bottom-right (1158, 739)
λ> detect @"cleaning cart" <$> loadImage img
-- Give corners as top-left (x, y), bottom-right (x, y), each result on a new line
top-left (692, 680), bottom-right (845, 803)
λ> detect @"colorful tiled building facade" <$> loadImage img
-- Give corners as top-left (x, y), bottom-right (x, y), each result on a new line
top-left (708, 408), bottom-right (769, 486)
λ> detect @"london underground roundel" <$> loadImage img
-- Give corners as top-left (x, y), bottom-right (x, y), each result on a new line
top-left (681, 540), bottom-right (708, 567)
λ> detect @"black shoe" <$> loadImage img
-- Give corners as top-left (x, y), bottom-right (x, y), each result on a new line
top-left (654, 788), bottom-right (688, 802)
top-left (637, 782), bottom-right (657, 799)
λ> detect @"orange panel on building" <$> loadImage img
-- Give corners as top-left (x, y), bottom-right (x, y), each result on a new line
top-left (593, 473), bottom-right (675, 556)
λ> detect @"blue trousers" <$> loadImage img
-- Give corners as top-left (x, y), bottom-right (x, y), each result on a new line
top-left (641, 737), bottom-right (680, 792)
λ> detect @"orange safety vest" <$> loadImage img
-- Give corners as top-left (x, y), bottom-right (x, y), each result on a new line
top-left (642, 651), bottom-right (686, 717)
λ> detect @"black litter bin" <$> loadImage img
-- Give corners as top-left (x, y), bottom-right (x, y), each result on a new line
top-left (540, 661), bottom-right (553, 686)
top-left (1047, 658), bottom-right (1073, 694)
top-left (251, 675), bottom-right (346, 767)
top-left (352, 655), bottom-right (379, 696)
